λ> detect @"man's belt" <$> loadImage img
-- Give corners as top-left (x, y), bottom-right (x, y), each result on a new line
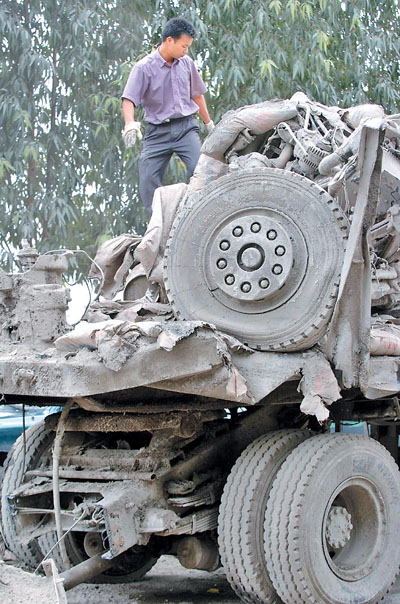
top-left (161, 115), bottom-right (195, 124)
top-left (146, 115), bottom-right (196, 126)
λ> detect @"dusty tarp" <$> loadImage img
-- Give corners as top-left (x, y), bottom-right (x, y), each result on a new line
top-left (228, 152), bottom-right (275, 171)
top-left (370, 316), bottom-right (400, 355)
top-left (135, 183), bottom-right (188, 283)
top-left (201, 99), bottom-right (298, 162)
top-left (342, 104), bottom-right (385, 129)
top-left (298, 351), bottom-right (342, 422)
top-left (89, 234), bottom-right (142, 299)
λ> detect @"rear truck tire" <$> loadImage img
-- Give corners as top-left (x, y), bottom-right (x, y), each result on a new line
top-left (218, 430), bottom-right (311, 604)
top-left (1, 421), bottom-right (53, 568)
top-left (2, 420), bottom-right (157, 582)
top-left (164, 168), bottom-right (348, 351)
top-left (265, 433), bottom-right (400, 604)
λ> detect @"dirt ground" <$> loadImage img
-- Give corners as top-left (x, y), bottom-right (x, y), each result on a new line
top-left (1, 531), bottom-right (400, 604)
top-left (0, 554), bottom-right (239, 604)
top-left (2, 551), bottom-right (400, 603)
top-left (68, 556), bottom-right (238, 604)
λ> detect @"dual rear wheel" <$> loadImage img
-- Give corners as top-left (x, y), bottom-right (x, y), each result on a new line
top-left (218, 431), bottom-right (400, 604)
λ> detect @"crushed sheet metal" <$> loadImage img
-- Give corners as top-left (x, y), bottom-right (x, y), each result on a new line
top-left (0, 335), bottom-right (225, 398)
top-left (54, 319), bottom-right (252, 399)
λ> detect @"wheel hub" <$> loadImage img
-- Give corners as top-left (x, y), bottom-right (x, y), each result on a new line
top-left (209, 214), bottom-right (293, 302)
top-left (325, 505), bottom-right (353, 549)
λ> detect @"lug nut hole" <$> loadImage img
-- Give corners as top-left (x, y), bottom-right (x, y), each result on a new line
top-left (272, 264), bottom-right (283, 275)
top-left (241, 282), bottom-right (251, 293)
top-left (251, 222), bottom-right (261, 233)
top-left (233, 226), bottom-right (243, 237)
top-left (220, 240), bottom-right (230, 251)
top-left (267, 229), bottom-right (277, 240)
top-left (217, 258), bottom-right (227, 269)
top-left (225, 274), bottom-right (235, 285)
top-left (275, 245), bottom-right (286, 256)
top-left (259, 278), bottom-right (270, 289)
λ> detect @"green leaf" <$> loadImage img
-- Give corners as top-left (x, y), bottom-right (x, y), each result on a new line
top-left (260, 58), bottom-right (278, 78)
top-left (269, 0), bottom-right (282, 15)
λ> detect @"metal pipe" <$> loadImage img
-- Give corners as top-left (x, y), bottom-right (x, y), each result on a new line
top-left (52, 399), bottom-right (74, 569)
top-left (274, 143), bottom-right (293, 169)
top-left (165, 403), bottom-right (281, 481)
top-left (60, 553), bottom-right (115, 590)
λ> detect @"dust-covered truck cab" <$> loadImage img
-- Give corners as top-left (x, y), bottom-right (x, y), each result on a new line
top-left (2, 94), bottom-right (400, 603)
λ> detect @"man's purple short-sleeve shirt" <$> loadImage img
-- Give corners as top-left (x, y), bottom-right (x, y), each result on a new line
top-left (122, 49), bottom-right (207, 125)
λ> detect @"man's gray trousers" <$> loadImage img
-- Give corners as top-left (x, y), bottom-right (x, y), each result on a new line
top-left (139, 116), bottom-right (201, 215)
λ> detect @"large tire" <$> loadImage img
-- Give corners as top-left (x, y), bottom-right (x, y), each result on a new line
top-left (164, 168), bottom-right (348, 351)
top-left (218, 430), bottom-right (311, 604)
top-left (2, 421), bottom-right (158, 582)
top-left (265, 434), bottom-right (400, 604)
top-left (1, 421), bottom-right (54, 568)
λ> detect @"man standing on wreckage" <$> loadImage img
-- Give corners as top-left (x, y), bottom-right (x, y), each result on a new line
top-left (121, 17), bottom-right (214, 216)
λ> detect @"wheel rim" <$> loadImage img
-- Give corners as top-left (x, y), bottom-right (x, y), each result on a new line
top-left (322, 477), bottom-right (386, 581)
top-left (165, 168), bottom-right (348, 351)
top-left (204, 207), bottom-right (307, 314)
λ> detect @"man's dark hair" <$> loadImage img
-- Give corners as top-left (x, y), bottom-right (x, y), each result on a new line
top-left (162, 18), bottom-right (196, 41)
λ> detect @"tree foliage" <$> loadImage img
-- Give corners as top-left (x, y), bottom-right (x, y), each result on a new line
top-left (1, 0), bottom-right (400, 261)
top-left (152, 0), bottom-right (400, 121)
top-left (0, 0), bottom-right (149, 262)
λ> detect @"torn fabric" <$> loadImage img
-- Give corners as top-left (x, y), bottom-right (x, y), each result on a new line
top-left (89, 234), bottom-right (142, 299)
top-left (298, 352), bottom-right (342, 422)
top-left (135, 183), bottom-right (188, 283)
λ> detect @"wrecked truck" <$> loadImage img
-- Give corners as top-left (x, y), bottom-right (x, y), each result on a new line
top-left (2, 92), bottom-right (400, 604)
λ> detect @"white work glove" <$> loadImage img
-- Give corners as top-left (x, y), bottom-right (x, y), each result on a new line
top-left (122, 121), bottom-right (143, 148)
top-left (205, 120), bottom-right (215, 134)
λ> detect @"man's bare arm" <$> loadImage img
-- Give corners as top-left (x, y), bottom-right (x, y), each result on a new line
top-left (192, 95), bottom-right (211, 124)
top-left (122, 98), bottom-right (135, 124)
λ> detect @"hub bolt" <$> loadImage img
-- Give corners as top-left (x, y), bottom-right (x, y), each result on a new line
top-left (217, 258), bottom-right (227, 269)
top-left (233, 226), bottom-right (243, 237)
top-left (220, 240), bottom-right (230, 251)
top-left (275, 245), bottom-right (286, 256)
top-left (241, 282), bottom-right (251, 293)
top-left (225, 274), bottom-right (235, 285)
top-left (267, 229), bottom-right (277, 240)
top-left (272, 264), bottom-right (283, 275)
top-left (251, 222), bottom-right (261, 233)
top-left (259, 278), bottom-right (270, 289)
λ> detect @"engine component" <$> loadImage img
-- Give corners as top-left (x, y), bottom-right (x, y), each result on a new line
top-left (0, 249), bottom-right (70, 348)
top-left (176, 535), bottom-right (220, 571)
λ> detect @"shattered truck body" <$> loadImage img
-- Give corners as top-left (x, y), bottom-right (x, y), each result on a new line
top-left (2, 93), bottom-right (400, 603)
